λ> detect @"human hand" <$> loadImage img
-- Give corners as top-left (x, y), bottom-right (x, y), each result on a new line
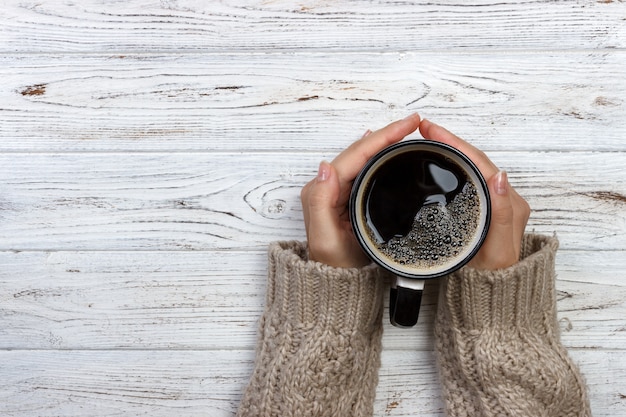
top-left (301, 113), bottom-right (421, 268)
top-left (419, 119), bottom-right (530, 270)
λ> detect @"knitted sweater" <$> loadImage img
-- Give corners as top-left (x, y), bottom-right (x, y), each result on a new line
top-left (236, 234), bottom-right (591, 417)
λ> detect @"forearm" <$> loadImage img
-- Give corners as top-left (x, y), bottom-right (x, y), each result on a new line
top-left (236, 241), bottom-right (385, 417)
top-left (435, 234), bottom-right (591, 417)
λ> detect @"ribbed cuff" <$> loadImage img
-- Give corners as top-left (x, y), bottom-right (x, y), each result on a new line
top-left (435, 235), bottom-right (592, 417)
top-left (237, 242), bottom-right (386, 417)
top-left (266, 241), bottom-right (385, 335)
top-left (442, 234), bottom-right (559, 333)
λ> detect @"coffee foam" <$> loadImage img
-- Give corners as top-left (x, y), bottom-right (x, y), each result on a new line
top-left (366, 181), bottom-right (480, 270)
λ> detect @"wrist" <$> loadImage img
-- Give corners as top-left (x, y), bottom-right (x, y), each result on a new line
top-left (267, 241), bottom-right (385, 334)
top-left (439, 234), bottom-right (559, 333)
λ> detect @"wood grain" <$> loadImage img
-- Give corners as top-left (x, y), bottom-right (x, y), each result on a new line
top-left (0, 250), bottom-right (624, 351)
top-left (1, 0), bottom-right (625, 415)
top-left (0, 349), bottom-right (623, 417)
top-left (1, 52), bottom-right (624, 152)
top-left (1, 0), bottom-right (625, 53)
top-left (0, 152), bottom-right (623, 251)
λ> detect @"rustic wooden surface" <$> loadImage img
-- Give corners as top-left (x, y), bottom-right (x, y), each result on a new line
top-left (1, 1), bottom-right (625, 416)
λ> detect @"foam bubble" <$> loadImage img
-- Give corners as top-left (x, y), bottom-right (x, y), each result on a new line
top-left (369, 181), bottom-right (481, 270)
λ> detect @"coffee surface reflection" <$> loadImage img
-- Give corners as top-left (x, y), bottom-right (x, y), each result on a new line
top-left (362, 150), bottom-right (480, 270)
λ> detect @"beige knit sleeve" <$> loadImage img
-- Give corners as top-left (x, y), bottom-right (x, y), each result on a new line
top-left (434, 234), bottom-right (592, 417)
top-left (236, 241), bottom-right (386, 417)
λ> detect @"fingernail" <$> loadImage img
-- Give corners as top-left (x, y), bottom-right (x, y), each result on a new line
top-left (317, 161), bottom-right (330, 182)
top-left (361, 129), bottom-right (372, 139)
top-left (404, 112), bottom-right (419, 121)
top-left (495, 171), bottom-right (508, 195)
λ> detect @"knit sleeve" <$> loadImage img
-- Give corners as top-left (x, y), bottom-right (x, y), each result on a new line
top-left (236, 241), bottom-right (386, 417)
top-left (434, 234), bottom-right (592, 417)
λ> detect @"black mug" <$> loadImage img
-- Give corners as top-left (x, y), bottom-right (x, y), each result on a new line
top-left (349, 140), bottom-right (491, 327)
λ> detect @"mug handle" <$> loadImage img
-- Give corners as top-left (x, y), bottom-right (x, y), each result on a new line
top-left (390, 277), bottom-right (425, 327)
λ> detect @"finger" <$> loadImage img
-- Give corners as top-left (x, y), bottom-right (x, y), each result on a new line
top-left (472, 171), bottom-right (518, 270)
top-left (489, 171), bottom-right (515, 235)
top-left (510, 187), bottom-right (531, 248)
top-left (303, 162), bottom-right (345, 260)
top-left (419, 118), bottom-right (499, 179)
top-left (332, 113), bottom-right (421, 184)
top-left (301, 161), bottom-right (334, 235)
top-left (303, 129), bottom-right (372, 214)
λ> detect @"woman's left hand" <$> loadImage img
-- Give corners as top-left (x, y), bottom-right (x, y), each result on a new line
top-left (419, 119), bottom-right (531, 270)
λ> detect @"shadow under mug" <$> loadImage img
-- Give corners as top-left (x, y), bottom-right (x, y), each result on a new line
top-left (349, 140), bottom-right (491, 327)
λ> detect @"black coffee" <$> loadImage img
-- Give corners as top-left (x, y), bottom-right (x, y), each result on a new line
top-left (362, 150), bottom-right (481, 269)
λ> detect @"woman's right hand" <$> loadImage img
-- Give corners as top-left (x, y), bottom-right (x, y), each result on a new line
top-left (300, 114), bottom-right (422, 268)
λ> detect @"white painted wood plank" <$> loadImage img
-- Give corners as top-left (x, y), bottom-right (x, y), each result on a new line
top-left (0, 152), bottom-right (623, 251)
top-left (1, 2), bottom-right (624, 417)
top-left (0, 349), bottom-right (622, 417)
top-left (1, 250), bottom-right (624, 350)
top-left (1, 52), bottom-right (624, 152)
top-left (1, 0), bottom-right (624, 53)
top-left (0, 250), bottom-right (268, 350)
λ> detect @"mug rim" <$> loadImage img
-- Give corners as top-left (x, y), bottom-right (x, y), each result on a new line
top-left (349, 139), bottom-right (491, 279)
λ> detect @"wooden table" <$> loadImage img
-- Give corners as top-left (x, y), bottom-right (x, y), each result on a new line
top-left (1, 1), bottom-right (625, 415)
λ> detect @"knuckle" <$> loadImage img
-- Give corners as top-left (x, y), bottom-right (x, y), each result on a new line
top-left (492, 207), bottom-right (514, 225)
top-left (517, 196), bottom-right (531, 219)
top-left (300, 180), bottom-right (314, 204)
top-left (306, 185), bottom-right (332, 211)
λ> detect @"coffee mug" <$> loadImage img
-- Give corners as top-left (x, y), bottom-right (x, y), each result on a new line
top-left (349, 140), bottom-right (491, 327)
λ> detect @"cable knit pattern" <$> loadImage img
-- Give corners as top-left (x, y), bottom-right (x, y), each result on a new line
top-left (237, 235), bottom-right (591, 417)
top-left (435, 234), bottom-right (592, 417)
top-left (236, 241), bottom-right (386, 417)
